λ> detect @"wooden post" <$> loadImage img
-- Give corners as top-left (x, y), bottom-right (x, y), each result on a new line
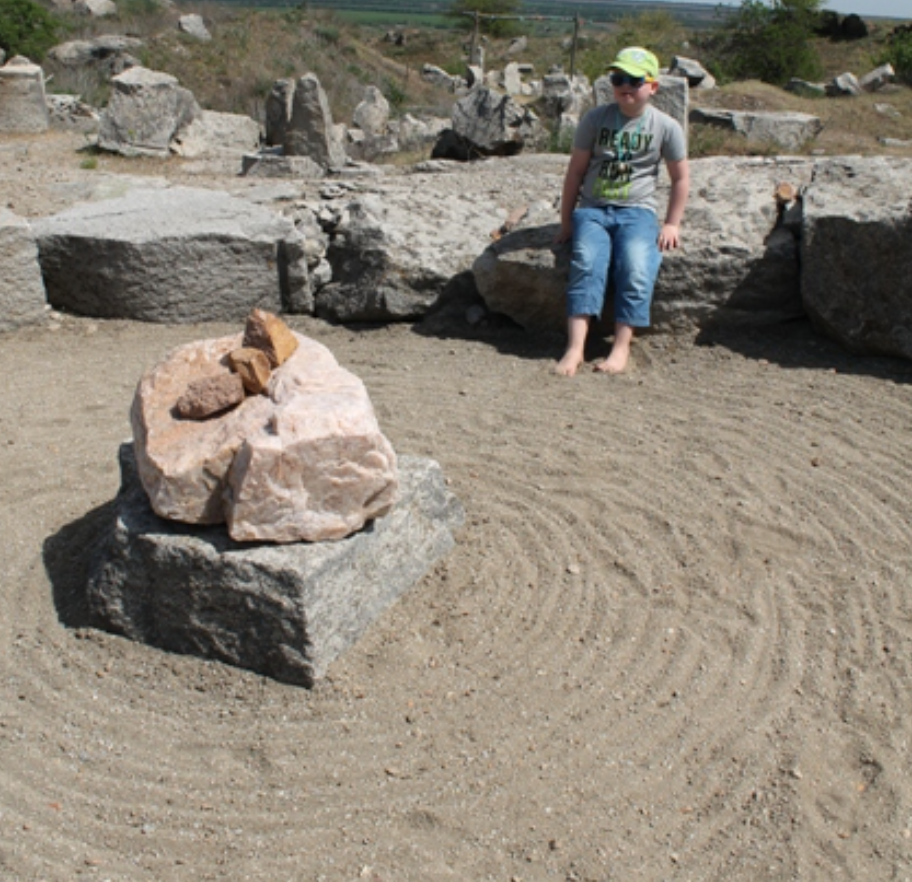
top-left (469, 11), bottom-right (480, 69)
top-left (570, 13), bottom-right (580, 78)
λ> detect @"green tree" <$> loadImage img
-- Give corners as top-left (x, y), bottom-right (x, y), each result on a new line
top-left (0, 0), bottom-right (58, 62)
top-left (705, 0), bottom-right (824, 86)
top-left (449, 0), bottom-right (521, 39)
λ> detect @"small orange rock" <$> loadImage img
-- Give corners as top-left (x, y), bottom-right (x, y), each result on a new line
top-left (228, 347), bottom-right (272, 395)
top-left (243, 308), bottom-right (298, 368)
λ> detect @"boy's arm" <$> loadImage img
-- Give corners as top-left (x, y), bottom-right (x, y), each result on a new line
top-left (555, 148), bottom-right (591, 243)
top-left (659, 157), bottom-right (689, 252)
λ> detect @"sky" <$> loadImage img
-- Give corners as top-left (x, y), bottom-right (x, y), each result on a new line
top-left (668, 0), bottom-right (911, 18)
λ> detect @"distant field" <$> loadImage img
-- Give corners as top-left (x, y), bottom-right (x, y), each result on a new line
top-left (298, 0), bottom-right (729, 29)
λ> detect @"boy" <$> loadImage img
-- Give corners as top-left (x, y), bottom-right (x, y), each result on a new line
top-left (555, 46), bottom-right (689, 376)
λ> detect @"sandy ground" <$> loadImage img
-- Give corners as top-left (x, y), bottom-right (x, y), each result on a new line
top-left (3, 132), bottom-right (912, 881)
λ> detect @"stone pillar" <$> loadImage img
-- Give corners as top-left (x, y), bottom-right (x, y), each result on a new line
top-left (0, 57), bottom-right (49, 134)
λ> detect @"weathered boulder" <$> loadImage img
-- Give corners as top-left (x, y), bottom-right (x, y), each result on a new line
top-left (445, 87), bottom-right (544, 158)
top-left (352, 85), bottom-right (389, 137)
top-left (47, 35), bottom-right (143, 69)
top-left (34, 187), bottom-right (311, 321)
top-left (178, 14), bottom-right (211, 41)
top-left (539, 73), bottom-right (592, 120)
top-left (690, 108), bottom-right (823, 151)
top-left (392, 113), bottom-right (449, 152)
top-left (87, 443), bottom-right (464, 686)
top-left (420, 64), bottom-right (462, 92)
top-left (74, 0), bottom-right (116, 16)
top-left (826, 72), bottom-right (862, 97)
top-left (801, 157), bottom-right (912, 361)
top-left (283, 73), bottom-right (347, 168)
top-left (170, 109), bottom-right (261, 158)
top-left (473, 156), bottom-right (812, 333)
top-left (0, 209), bottom-right (47, 332)
top-left (859, 64), bottom-right (894, 92)
top-left (131, 332), bottom-right (399, 543)
top-left (241, 150), bottom-right (325, 179)
top-left (318, 181), bottom-right (505, 322)
top-left (98, 66), bottom-right (201, 157)
top-left (0, 57), bottom-right (49, 134)
top-left (46, 94), bottom-right (99, 132)
top-left (669, 56), bottom-right (716, 90)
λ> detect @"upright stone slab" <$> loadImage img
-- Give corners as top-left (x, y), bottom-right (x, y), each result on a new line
top-left (34, 187), bottom-right (311, 322)
top-left (0, 209), bottom-right (47, 331)
top-left (87, 444), bottom-right (465, 687)
top-left (0, 57), bottom-right (49, 134)
top-left (284, 73), bottom-right (347, 168)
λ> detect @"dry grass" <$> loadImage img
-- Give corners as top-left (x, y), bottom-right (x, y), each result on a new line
top-left (39, 7), bottom-right (912, 158)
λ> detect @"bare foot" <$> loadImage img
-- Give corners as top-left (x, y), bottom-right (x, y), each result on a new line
top-left (594, 345), bottom-right (630, 375)
top-left (555, 350), bottom-right (584, 376)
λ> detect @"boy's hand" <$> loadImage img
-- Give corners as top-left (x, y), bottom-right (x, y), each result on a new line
top-left (554, 222), bottom-right (573, 244)
top-left (658, 223), bottom-right (681, 251)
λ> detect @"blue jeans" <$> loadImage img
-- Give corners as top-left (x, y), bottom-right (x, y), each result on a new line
top-left (566, 205), bottom-right (662, 327)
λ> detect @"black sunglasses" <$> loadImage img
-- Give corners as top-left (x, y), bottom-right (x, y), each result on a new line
top-left (610, 72), bottom-right (648, 88)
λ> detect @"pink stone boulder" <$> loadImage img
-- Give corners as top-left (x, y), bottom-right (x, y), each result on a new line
top-left (131, 332), bottom-right (399, 543)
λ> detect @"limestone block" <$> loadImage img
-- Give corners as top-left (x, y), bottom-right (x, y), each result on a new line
top-left (98, 66), bottom-right (201, 157)
top-left (801, 156), bottom-right (912, 361)
top-left (169, 109), bottom-right (261, 158)
top-left (131, 332), bottom-right (400, 543)
top-left (34, 187), bottom-right (311, 322)
top-left (87, 443), bottom-right (464, 686)
top-left (0, 209), bottom-right (47, 331)
top-left (0, 57), bottom-right (49, 134)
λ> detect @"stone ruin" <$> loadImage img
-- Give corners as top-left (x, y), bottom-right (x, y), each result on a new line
top-left (87, 309), bottom-right (464, 686)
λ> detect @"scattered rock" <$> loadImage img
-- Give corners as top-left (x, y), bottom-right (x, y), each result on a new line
top-left (175, 372), bottom-right (246, 420)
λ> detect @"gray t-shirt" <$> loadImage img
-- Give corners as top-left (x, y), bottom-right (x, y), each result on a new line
top-left (573, 103), bottom-right (687, 213)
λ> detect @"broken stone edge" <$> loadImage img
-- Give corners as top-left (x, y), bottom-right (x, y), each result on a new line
top-left (87, 443), bottom-right (464, 687)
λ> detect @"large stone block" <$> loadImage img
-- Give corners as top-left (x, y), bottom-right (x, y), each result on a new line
top-left (34, 187), bottom-right (311, 322)
top-left (87, 444), bottom-right (464, 686)
top-left (801, 156), bottom-right (912, 360)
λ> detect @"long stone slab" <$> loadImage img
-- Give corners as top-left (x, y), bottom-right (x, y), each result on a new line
top-left (34, 186), bottom-right (311, 321)
top-left (87, 444), bottom-right (464, 687)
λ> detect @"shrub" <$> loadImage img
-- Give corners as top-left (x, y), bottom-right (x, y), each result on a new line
top-left (0, 0), bottom-right (58, 62)
top-left (702, 0), bottom-right (824, 87)
top-left (881, 28), bottom-right (912, 86)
